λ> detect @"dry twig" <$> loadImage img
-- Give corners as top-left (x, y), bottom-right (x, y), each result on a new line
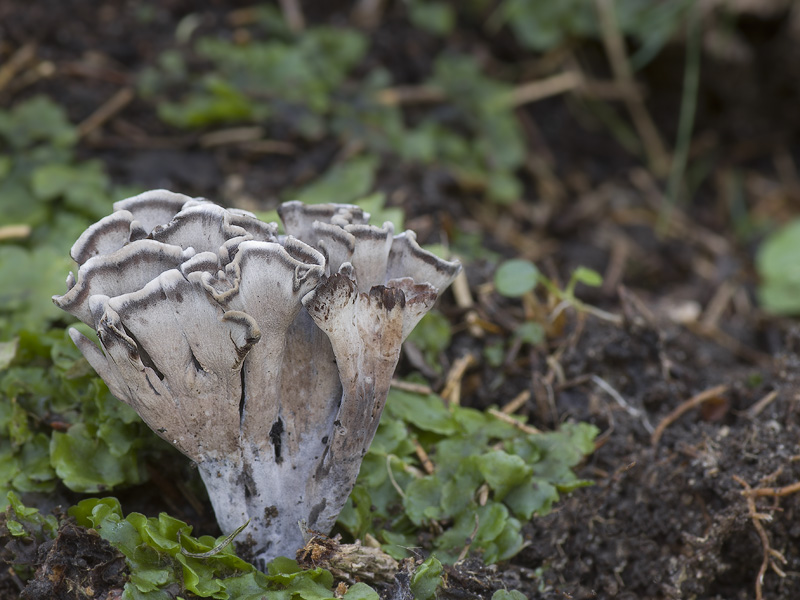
top-left (77, 87), bottom-right (135, 138)
top-left (391, 379), bottom-right (433, 396)
top-left (440, 354), bottom-right (476, 406)
top-left (413, 439), bottom-right (435, 475)
top-left (0, 43), bottom-right (37, 93)
top-left (452, 270), bottom-right (486, 338)
top-left (507, 70), bottom-right (583, 106)
top-left (746, 390), bottom-right (779, 419)
top-left (651, 384), bottom-right (728, 446)
top-left (501, 390), bottom-right (531, 415)
top-left (0, 225), bottom-right (32, 241)
top-left (700, 280), bottom-right (738, 329)
top-left (487, 408), bottom-right (540, 435)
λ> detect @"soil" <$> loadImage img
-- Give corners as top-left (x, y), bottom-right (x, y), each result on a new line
top-left (2, 1), bottom-right (800, 599)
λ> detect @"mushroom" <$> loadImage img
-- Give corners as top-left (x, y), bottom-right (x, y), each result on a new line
top-left (54, 190), bottom-right (460, 567)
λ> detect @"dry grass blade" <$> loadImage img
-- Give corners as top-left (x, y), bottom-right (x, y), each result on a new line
top-left (595, 0), bottom-right (670, 176)
top-left (77, 87), bottom-right (135, 138)
top-left (508, 71), bottom-right (583, 106)
top-left (0, 43), bottom-right (37, 93)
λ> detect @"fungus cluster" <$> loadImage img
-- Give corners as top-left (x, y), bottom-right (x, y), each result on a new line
top-left (53, 190), bottom-right (460, 566)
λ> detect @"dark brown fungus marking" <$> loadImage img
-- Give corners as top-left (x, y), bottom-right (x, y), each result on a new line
top-left (308, 498), bottom-right (327, 528)
top-left (270, 418), bottom-right (285, 463)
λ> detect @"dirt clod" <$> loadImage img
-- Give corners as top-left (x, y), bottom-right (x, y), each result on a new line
top-left (18, 520), bottom-right (127, 600)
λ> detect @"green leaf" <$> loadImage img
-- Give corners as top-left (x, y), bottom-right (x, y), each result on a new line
top-left (571, 266), bottom-right (603, 287)
top-left (497, 0), bottom-right (595, 51)
top-left (493, 589), bottom-right (528, 600)
top-left (343, 582), bottom-right (381, 600)
top-left (291, 156), bottom-right (377, 204)
top-left (0, 178), bottom-right (47, 229)
top-left (483, 516), bottom-right (523, 563)
top-left (405, 310), bottom-right (452, 372)
top-left (4, 491), bottom-right (58, 538)
top-left (556, 478), bottom-right (594, 493)
top-left (219, 571), bottom-right (275, 600)
top-left (514, 322), bottom-right (544, 346)
top-left (566, 266), bottom-right (604, 297)
top-left (494, 259), bottom-right (539, 297)
top-left (130, 567), bottom-right (173, 592)
top-left (0, 443), bottom-right (20, 490)
top-left (409, 1), bottom-right (455, 36)
top-left (475, 502), bottom-right (509, 544)
top-left (504, 478), bottom-right (559, 519)
top-left (51, 423), bottom-right (144, 492)
top-left (0, 95), bottom-right (78, 149)
top-left (441, 459), bottom-right (483, 516)
top-left (404, 476), bottom-right (444, 525)
top-left (0, 245), bottom-right (77, 335)
top-left (337, 485), bottom-right (372, 538)
top-left (385, 389), bottom-right (457, 435)
top-left (267, 556), bottom-right (304, 577)
top-left (158, 76), bottom-right (258, 128)
top-left (69, 496), bottom-right (124, 528)
top-left (0, 339), bottom-right (18, 371)
top-left (66, 498), bottom-right (288, 599)
top-left (12, 433), bottom-right (55, 492)
top-left (410, 556), bottom-right (443, 600)
top-left (483, 341), bottom-right (505, 368)
top-left (369, 417), bottom-right (414, 456)
top-left (757, 219), bottom-right (800, 314)
top-left (98, 420), bottom-right (140, 457)
top-left (31, 161), bottom-right (111, 220)
top-left (434, 437), bottom-right (483, 478)
top-left (380, 530), bottom-right (415, 560)
top-left (531, 422), bottom-right (598, 480)
top-left (7, 401), bottom-right (33, 447)
top-left (355, 192), bottom-right (404, 232)
top-left (6, 519), bottom-right (25, 536)
top-left (486, 171), bottom-right (522, 205)
top-left (0, 155), bottom-right (11, 179)
top-left (477, 451), bottom-right (533, 500)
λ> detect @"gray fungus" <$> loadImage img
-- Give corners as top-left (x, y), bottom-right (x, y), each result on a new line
top-left (53, 190), bottom-right (460, 567)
